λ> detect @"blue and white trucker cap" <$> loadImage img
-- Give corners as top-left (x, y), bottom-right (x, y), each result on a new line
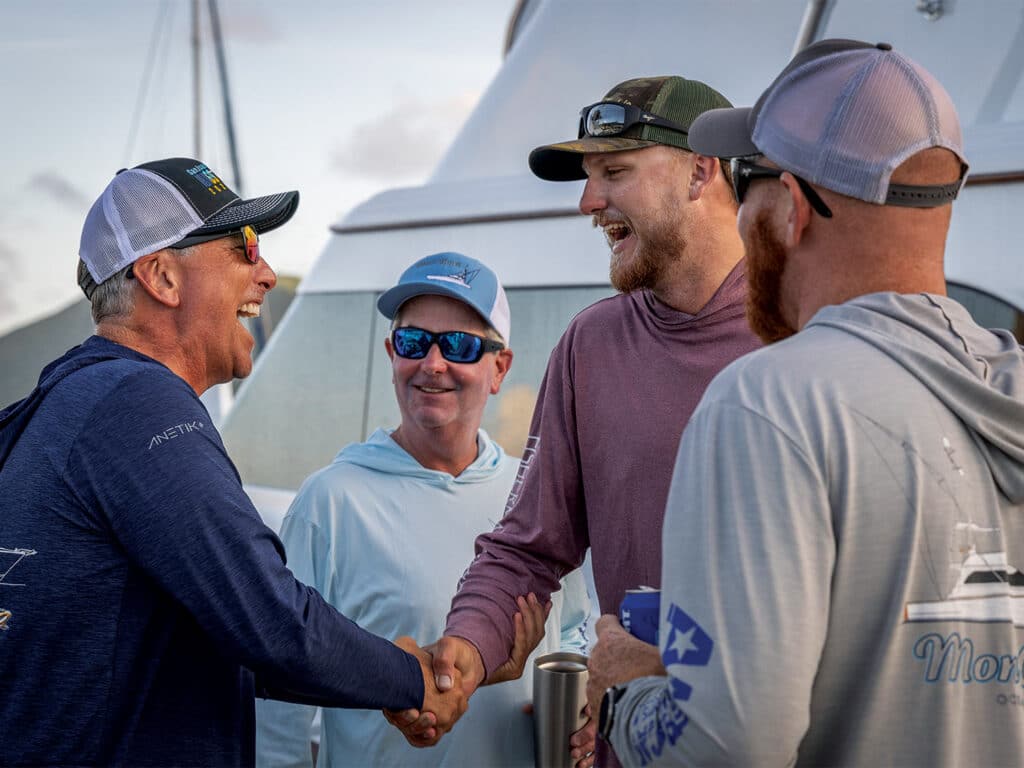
top-left (377, 252), bottom-right (511, 343)
top-left (689, 39), bottom-right (968, 207)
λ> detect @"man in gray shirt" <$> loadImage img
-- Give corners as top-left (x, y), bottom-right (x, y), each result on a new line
top-left (592, 39), bottom-right (1024, 766)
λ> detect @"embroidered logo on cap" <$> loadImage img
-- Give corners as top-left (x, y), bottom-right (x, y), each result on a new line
top-left (427, 267), bottom-right (480, 289)
top-left (186, 163), bottom-right (228, 196)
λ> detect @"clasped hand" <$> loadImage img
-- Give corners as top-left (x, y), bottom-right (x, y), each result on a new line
top-left (383, 593), bottom-right (550, 747)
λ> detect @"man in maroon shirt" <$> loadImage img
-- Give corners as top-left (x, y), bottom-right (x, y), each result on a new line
top-left (392, 76), bottom-right (763, 766)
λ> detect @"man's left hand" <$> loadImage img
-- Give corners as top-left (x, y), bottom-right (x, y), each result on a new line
top-left (585, 614), bottom-right (667, 731)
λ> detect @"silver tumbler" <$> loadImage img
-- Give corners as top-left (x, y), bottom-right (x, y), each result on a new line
top-left (533, 651), bottom-right (589, 768)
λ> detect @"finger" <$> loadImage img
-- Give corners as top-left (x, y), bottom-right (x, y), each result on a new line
top-left (405, 727), bottom-right (439, 748)
top-left (384, 707), bottom-right (420, 726)
top-left (525, 593), bottom-right (547, 625)
top-left (569, 716), bottom-right (595, 748)
top-left (403, 711), bottom-right (437, 737)
top-left (515, 596), bottom-right (533, 636)
top-left (522, 702), bottom-right (534, 715)
top-left (431, 639), bottom-right (457, 691)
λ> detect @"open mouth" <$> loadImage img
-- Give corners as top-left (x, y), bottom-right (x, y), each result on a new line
top-left (237, 302), bottom-right (261, 319)
top-left (603, 222), bottom-right (633, 248)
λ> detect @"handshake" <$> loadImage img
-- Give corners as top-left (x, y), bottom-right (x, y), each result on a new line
top-left (383, 594), bottom-right (551, 747)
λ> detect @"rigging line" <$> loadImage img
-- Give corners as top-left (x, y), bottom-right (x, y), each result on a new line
top-left (149, 0), bottom-right (179, 152)
top-left (123, 0), bottom-right (173, 166)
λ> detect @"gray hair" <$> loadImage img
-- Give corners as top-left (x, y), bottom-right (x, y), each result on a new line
top-left (79, 259), bottom-right (134, 324)
top-left (78, 246), bottom-right (196, 325)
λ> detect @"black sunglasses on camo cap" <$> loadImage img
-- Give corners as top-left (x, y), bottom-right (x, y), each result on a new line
top-left (730, 157), bottom-right (834, 218)
top-left (391, 327), bottom-right (505, 364)
top-left (578, 101), bottom-right (690, 139)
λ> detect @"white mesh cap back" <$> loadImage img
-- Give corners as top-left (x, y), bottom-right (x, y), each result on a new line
top-left (79, 169), bottom-right (205, 284)
top-left (753, 45), bottom-right (965, 205)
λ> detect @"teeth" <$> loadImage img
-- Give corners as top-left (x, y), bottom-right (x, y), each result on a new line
top-left (420, 387), bottom-right (447, 393)
top-left (603, 223), bottom-right (631, 242)
top-left (237, 302), bottom-right (260, 318)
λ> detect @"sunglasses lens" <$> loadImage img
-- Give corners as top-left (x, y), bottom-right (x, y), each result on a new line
top-left (392, 328), bottom-right (488, 363)
top-left (241, 225), bottom-right (259, 264)
top-left (393, 328), bottom-right (430, 359)
top-left (585, 103), bottom-right (628, 137)
top-left (438, 332), bottom-right (483, 363)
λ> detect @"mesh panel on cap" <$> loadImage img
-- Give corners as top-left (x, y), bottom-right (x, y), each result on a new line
top-left (114, 171), bottom-right (204, 258)
top-left (80, 195), bottom-right (124, 283)
top-left (754, 49), bottom-right (963, 204)
top-left (80, 169), bottom-right (204, 284)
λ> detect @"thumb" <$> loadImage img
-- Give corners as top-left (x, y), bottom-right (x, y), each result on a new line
top-left (432, 643), bottom-right (456, 691)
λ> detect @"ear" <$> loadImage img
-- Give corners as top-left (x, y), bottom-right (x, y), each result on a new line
top-left (779, 172), bottom-right (813, 248)
top-left (131, 251), bottom-right (182, 308)
top-left (490, 349), bottom-right (513, 395)
top-left (688, 154), bottom-right (720, 201)
top-left (384, 335), bottom-right (395, 361)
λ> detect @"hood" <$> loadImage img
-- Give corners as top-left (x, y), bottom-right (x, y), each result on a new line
top-left (0, 336), bottom-right (154, 472)
top-left (332, 427), bottom-right (508, 487)
top-left (809, 293), bottom-right (1024, 503)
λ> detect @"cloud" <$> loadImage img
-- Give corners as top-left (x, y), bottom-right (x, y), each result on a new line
top-left (25, 172), bottom-right (90, 212)
top-left (330, 91), bottom-right (481, 182)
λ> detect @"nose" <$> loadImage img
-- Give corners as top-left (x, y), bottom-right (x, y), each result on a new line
top-left (578, 177), bottom-right (607, 216)
top-left (256, 258), bottom-right (277, 291)
top-left (420, 342), bottom-right (448, 373)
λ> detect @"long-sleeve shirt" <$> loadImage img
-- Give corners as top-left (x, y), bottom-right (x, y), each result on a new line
top-left (446, 264), bottom-right (761, 677)
top-left (256, 428), bottom-right (591, 767)
top-left (0, 337), bottom-right (423, 767)
top-left (610, 293), bottom-right (1024, 766)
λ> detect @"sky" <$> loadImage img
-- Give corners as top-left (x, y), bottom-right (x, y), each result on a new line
top-left (0, 0), bottom-right (515, 336)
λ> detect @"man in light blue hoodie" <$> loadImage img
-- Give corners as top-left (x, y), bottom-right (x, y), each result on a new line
top-left (256, 252), bottom-right (591, 767)
top-left (588, 40), bottom-right (1024, 767)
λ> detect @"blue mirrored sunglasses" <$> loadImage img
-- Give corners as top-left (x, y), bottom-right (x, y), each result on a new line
top-left (391, 327), bottom-right (504, 364)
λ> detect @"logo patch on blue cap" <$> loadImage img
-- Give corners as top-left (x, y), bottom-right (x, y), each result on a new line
top-left (426, 267), bottom-right (480, 289)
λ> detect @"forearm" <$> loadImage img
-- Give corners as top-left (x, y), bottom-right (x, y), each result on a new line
top-left (446, 539), bottom-right (579, 676)
top-left (254, 593), bottom-right (424, 711)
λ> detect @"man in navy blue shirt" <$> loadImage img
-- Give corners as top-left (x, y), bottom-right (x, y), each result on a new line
top-left (0, 158), bottom-right (466, 767)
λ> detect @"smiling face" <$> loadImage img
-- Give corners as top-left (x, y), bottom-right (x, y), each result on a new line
top-left (175, 231), bottom-right (277, 389)
top-left (386, 294), bottom-right (511, 455)
top-left (579, 145), bottom-right (693, 294)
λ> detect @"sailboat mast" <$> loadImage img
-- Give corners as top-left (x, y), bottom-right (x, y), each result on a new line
top-left (208, 0), bottom-right (244, 194)
top-left (191, 0), bottom-right (202, 157)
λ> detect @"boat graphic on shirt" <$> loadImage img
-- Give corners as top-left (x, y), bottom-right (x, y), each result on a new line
top-left (905, 545), bottom-right (1023, 628)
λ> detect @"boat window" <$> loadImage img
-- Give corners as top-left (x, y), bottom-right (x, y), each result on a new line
top-left (964, 570), bottom-right (1007, 584)
top-left (946, 282), bottom-right (1024, 343)
top-left (220, 292), bottom-right (379, 490)
top-left (482, 286), bottom-right (616, 458)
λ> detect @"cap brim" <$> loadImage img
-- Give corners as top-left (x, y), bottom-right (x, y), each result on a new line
top-left (529, 137), bottom-right (659, 181)
top-left (182, 190), bottom-right (300, 242)
top-left (376, 282), bottom-right (489, 325)
top-left (689, 107), bottom-right (759, 159)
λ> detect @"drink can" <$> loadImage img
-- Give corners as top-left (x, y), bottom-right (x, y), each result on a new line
top-left (619, 587), bottom-right (660, 645)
